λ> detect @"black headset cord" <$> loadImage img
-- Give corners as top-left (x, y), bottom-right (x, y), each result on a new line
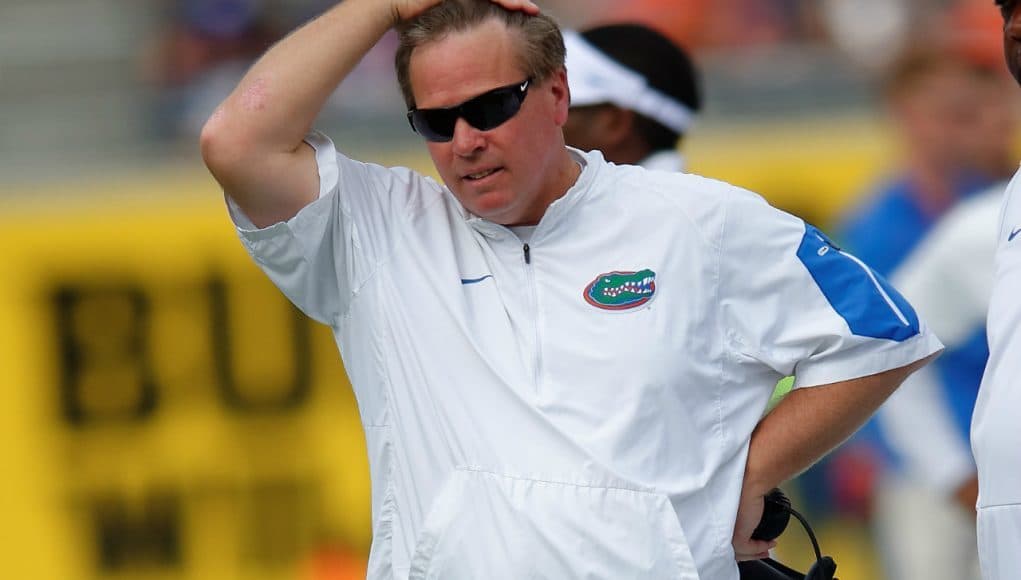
top-left (751, 488), bottom-right (838, 580)
top-left (786, 503), bottom-right (825, 566)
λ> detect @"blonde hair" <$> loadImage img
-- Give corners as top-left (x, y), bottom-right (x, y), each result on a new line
top-left (395, 0), bottom-right (565, 109)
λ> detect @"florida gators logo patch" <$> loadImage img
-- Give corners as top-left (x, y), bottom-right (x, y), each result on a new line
top-left (584, 270), bottom-right (657, 311)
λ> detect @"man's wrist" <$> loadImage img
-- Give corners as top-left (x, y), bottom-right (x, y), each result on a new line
top-left (741, 473), bottom-right (775, 500)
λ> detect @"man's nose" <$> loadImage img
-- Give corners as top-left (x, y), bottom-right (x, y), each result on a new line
top-left (451, 117), bottom-right (485, 157)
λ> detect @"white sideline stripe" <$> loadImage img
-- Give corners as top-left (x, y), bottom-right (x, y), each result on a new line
top-left (838, 249), bottom-right (911, 327)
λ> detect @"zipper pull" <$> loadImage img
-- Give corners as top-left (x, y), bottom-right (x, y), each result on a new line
top-left (523, 243), bottom-right (531, 264)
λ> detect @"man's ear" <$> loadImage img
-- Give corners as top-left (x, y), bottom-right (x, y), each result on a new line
top-left (551, 68), bottom-right (571, 126)
top-left (601, 107), bottom-right (635, 147)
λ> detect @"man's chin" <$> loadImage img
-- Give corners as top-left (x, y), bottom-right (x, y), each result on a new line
top-left (458, 191), bottom-right (517, 221)
top-left (473, 205), bottom-right (517, 224)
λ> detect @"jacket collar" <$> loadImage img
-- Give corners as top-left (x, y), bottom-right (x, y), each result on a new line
top-left (464, 148), bottom-right (602, 241)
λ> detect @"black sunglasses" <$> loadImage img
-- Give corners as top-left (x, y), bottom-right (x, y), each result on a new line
top-left (407, 78), bottom-right (532, 143)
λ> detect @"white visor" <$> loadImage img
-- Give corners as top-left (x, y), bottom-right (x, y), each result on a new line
top-left (563, 30), bottom-right (695, 134)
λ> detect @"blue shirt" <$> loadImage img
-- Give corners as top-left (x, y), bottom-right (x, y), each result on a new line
top-left (839, 174), bottom-right (987, 277)
top-left (838, 172), bottom-right (991, 471)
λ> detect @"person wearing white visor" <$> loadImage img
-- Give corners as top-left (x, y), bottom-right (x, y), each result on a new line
top-left (563, 24), bottom-right (701, 171)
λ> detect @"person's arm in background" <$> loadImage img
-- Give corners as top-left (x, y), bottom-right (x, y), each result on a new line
top-left (878, 365), bottom-right (978, 511)
top-left (199, 0), bottom-right (539, 229)
top-left (732, 356), bottom-right (937, 560)
top-left (879, 187), bottom-right (1005, 512)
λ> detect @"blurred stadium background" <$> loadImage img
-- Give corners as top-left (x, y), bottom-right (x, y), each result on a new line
top-left (0, 0), bottom-right (1011, 578)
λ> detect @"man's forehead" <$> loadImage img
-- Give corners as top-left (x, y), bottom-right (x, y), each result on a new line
top-left (408, 21), bottom-right (526, 106)
top-left (410, 19), bottom-right (520, 66)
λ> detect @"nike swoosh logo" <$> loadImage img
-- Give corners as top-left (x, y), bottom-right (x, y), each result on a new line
top-left (1010, 227), bottom-right (1021, 242)
top-left (461, 275), bottom-right (494, 285)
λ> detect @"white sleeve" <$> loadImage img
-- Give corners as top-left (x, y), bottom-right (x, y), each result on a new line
top-left (877, 364), bottom-right (975, 495)
top-left (718, 188), bottom-right (943, 389)
top-left (893, 188), bottom-right (1002, 347)
top-left (226, 131), bottom-right (440, 325)
top-left (877, 187), bottom-right (1003, 495)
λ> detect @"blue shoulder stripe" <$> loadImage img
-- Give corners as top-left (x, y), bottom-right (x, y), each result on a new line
top-left (797, 224), bottom-right (920, 342)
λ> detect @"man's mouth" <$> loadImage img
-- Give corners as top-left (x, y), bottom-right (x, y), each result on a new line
top-left (464, 168), bottom-right (501, 181)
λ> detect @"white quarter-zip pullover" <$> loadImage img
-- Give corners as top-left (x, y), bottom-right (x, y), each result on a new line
top-left (229, 133), bottom-right (941, 580)
top-left (972, 168), bottom-right (1021, 580)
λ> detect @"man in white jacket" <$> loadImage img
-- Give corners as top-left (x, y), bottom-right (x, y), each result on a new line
top-left (973, 4), bottom-right (1021, 578)
top-left (199, 1), bottom-right (941, 578)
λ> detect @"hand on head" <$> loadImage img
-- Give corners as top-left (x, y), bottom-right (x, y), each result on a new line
top-left (391, 0), bottom-right (539, 24)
